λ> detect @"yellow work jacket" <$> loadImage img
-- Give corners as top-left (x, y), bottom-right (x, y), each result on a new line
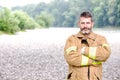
top-left (64, 31), bottom-right (111, 80)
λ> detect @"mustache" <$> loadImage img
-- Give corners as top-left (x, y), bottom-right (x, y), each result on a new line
top-left (81, 28), bottom-right (90, 30)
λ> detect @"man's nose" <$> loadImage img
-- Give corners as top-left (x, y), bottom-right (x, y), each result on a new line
top-left (84, 23), bottom-right (87, 28)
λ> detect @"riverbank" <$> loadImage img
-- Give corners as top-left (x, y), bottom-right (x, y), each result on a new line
top-left (0, 28), bottom-right (120, 80)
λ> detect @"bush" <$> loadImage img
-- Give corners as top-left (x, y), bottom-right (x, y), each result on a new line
top-left (13, 10), bottom-right (40, 30)
top-left (0, 8), bottom-right (20, 34)
top-left (35, 11), bottom-right (54, 28)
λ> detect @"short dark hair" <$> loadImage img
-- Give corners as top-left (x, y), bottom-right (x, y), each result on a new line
top-left (80, 12), bottom-right (93, 21)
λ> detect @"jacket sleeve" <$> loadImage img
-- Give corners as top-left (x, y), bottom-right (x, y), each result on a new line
top-left (64, 35), bottom-right (97, 67)
top-left (83, 36), bottom-right (111, 62)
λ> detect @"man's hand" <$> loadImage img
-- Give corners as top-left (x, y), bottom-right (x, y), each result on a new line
top-left (80, 47), bottom-right (86, 55)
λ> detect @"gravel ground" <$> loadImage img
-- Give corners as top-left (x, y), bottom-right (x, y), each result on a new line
top-left (0, 28), bottom-right (120, 80)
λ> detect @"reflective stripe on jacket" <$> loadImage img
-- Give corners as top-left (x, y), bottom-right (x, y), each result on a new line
top-left (64, 31), bottom-right (111, 80)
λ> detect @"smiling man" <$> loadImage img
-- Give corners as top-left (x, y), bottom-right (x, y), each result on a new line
top-left (79, 12), bottom-right (94, 35)
top-left (64, 11), bottom-right (111, 80)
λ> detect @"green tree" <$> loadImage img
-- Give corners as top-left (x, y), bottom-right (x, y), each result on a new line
top-left (13, 10), bottom-right (39, 30)
top-left (49, 0), bottom-right (69, 27)
top-left (11, 0), bottom-right (120, 28)
top-left (35, 11), bottom-right (54, 28)
top-left (91, 0), bottom-right (120, 27)
top-left (0, 8), bottom-right (20, 34)
top-left (107, 0), bottom-right (120, 26)
top-left (63, 0), bottom-right (93, 27)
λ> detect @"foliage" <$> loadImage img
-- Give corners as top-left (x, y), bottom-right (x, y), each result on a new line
top-left (0, 8), bottom-right (40, 34)
top-left (0, 0), bottom-right (120, 32)
top-left (91, 0), bottom-right (120, 27)
top-left (49, 0), bottom-right (69, 27)
top-left (63, 0), bottom-right (93, 27)
top-left (13, 10), bottom-right (39, 30)
top-left (0, 8), bottom-right (20, 34)
top-left (35, 11), bottom-right (54, 28)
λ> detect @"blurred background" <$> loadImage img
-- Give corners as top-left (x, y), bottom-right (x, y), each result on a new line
top-left (0, 0), bottom-right (120, 80)
top-left (0, 0), bottom-right (120, 34)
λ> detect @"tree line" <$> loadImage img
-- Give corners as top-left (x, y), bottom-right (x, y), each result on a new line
top-left (12, 0), bottom-right (120, 27)
top-left (0, 0), bottom-right (120, 34)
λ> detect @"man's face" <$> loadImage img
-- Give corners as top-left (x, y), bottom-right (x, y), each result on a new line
top-left (78, 17), bottom-right (94, 35)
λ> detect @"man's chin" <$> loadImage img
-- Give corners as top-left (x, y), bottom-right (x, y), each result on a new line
top-left (81, 31), bottom-right (91, 35)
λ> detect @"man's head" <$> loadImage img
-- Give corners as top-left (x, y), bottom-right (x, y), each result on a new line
top-left (78, 11), bottom-right (94, 35)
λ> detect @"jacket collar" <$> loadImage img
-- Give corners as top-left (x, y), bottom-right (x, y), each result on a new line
top-left (76, 31), bottom-right (96, 40)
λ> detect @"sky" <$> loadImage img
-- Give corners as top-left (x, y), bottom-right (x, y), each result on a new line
top-left (0, 0), bottom-right (53, 9)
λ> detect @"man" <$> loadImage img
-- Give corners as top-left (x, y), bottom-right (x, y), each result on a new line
top-left (64, 11), bottom-right (111, 80)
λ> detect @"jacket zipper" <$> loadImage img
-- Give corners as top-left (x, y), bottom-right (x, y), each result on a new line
top-left (88, 66), bottom-right (90, 80)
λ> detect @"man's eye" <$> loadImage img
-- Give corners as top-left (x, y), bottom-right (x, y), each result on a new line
top-left (86, 22), bottom-right (90, 24)
top-left (81, 22), bottom-right (84, 24)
